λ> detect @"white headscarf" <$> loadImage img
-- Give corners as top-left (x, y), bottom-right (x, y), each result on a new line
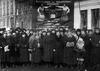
top-left (76, 37), bottom-right (84, 50)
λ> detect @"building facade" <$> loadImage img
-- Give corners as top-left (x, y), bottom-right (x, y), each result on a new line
top-left (74, 0), bottom-right (100, 29)
top-left (15, 1), bottom-right (38, 29)
top-left (0, 0), bottom-right (15, 28)
top-left (0, 0), bottom-right (38, 29)
top-left (1, 0), bottom-right (100, 30)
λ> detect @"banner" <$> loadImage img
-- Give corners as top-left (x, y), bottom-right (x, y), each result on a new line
top-left (37, 0), bottom-right (74, 28)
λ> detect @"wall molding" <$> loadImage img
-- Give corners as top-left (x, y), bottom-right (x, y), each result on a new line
top-left (75, 1), bottom-right (100, 10)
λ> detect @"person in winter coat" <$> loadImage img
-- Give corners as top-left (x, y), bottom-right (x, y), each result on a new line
top-left (87, 30), bottom-right (94, 67)
top-left (63, 30), bottom-right (77, 67)
top-left (1, 32), bottom-right (11, 68)
top-left (31, 34), bottom-right (42, 66)
top-left (76, 29), bottom-right (81, 37)
top-left (80, 30), bottom-right (90, 70)
top-left (41, 31), bottom-right (46, 63)
top-left (15, 31), bottom-right (21, 66)
top-left (91, 28), bottom-right (100, 67)
top-left (10, 32), bottom-right (18, 66)
top-left (53, 31), bottom-right (64, 68)
top-left (1, 32), bottom-right (8, 68)
top-left (42, 31), bottom-right (56, 67)
top-left (6, 32), bottom-right (12, 67)
top-left (0, 33), bottom-right (3, 68)
top-left (29, 32), bottom-right (36, 64)
top-left (42, 31), bottom-right (52, 65)
top-left (19, 33), bottom-right (29, 66)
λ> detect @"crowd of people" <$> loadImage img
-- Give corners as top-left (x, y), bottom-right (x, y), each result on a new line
top-left (0, 27), bottom-right (100, 71)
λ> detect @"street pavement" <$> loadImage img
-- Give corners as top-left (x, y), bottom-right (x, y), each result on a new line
top-left (0, 65), bottom-right (78, 71)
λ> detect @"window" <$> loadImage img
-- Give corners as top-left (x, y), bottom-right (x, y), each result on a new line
top-left (91, 8), bottom-right (100, 29)
top-left (80, 10), bottom-right (87, 29)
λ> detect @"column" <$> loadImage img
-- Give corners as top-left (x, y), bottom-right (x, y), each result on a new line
top-left (74, 2), bottom-right (81, 29)
top-left (0, 1), bottom-right (1, 16)
top-left (87, 9), bottom-right (92, 29)
top-left (5, 0), bottom-right (7, 16)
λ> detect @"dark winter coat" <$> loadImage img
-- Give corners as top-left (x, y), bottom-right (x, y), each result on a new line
top-left (53, 35), bottom-right (64, 64)
top-left (0, 36), bottom-right (7, 63)
top-left (63, 35), bottom-right (77, 65)
top-left (91, 34), bottom-right (100, 65)
top-left (31, 37), bottom-right (42, 63)
top-left (0, 35), bottom-right (3, 62)
top-left (81, 35), bottom-right (91, 67)
top-left (1, 36), bottom-right (11, 63)
top-left (42, 34), bottom-right (56, 62)
top-left (19, 35), bottom-right (29, 62)
top-left (10, 35), bottom-right (19, 63)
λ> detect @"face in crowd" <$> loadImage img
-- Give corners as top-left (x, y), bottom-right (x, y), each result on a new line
top-left (81, 30), bottom-right (86, 37)
top-left (22, 34), bottom-right (26, 38)
top-left (51, 30), bottom-right (55, 34)
top-left (6, 31), bottom-right (11, 36)
top-left (64, 31), bottom-right (68, 36)
top-left (12, 33), bottom-right (16, 37)
top-left (36, 35), bottom-right (39, 39)
top-left (76, 31), bottom-right (81, 36)
top-left (42, 32), bottom-right (46, 36)
top-left (88, 30), bottom-right (93, 36)
top-left (47, 32), bottom-right (50, 36)
top-left (16, 31), bottom-right (19, 34)
top-left (67, 30), bottom-right (72, 37)
top-left (60, 31), bottom-right (63, 36)
top-left (26, 30), bottom-right (30, 35)
top-left (95, 29), bottom-right (100, 34)
top-left (30, 31), bottom-right (33, 35)
top-left (56, 31), bottom-right (60, 37)
top-left (3, 33), bottom-right (7, 38)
